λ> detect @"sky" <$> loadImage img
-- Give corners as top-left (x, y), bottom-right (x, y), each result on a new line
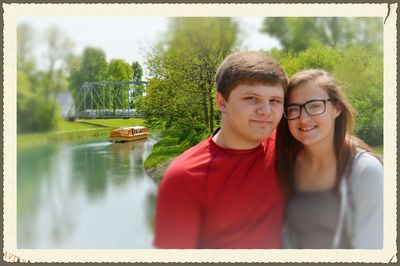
top-left (17, 16), bottom-right (280, 78)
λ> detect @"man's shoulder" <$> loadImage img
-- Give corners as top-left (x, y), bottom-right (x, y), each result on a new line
top-left (163, 137), bottom-right (212, 182)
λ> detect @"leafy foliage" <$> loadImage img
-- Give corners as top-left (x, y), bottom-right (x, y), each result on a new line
top-left (334, 46), bottom-right (383, 145)
top-left (261, 17), bottom-right (382, 53)
top-left (17, 24), bottom-right (71, 133)
top-left (131, 61), bottom-right (145, 107)
top-left (138, 17), bottom-right (238, 140)
top-left (68, 47), bottom-right (109, 111)
top-left (106, 59), bottom-right (133, 112)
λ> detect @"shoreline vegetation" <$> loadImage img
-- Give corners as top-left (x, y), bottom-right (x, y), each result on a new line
top-left (143, 132), bottom-right (209, 182)
top-left (17, 118), bottom-right (383, 182)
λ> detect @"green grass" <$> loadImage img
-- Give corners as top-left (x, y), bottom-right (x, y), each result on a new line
top-left (17, 128), bottom-right (111, 149)
top-left (144, 137), bottom-right (183, 169)
top-left (78, 118), bottom-right (144, 128)
top-left (143, 132), bottom-right (210, 182)
top-left (56, 119), bottom-right (101, 131)
top-left (372, 145), bottom-right (383, 156)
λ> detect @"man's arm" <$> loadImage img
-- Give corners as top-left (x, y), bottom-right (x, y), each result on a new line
top-left (153, 166), bottom-right (203, 249)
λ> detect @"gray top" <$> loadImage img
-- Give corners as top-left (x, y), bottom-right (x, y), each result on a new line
top-left (284, 151), bottom-right (383, 249)
top-left (286, 188), bottom-right (350, 248)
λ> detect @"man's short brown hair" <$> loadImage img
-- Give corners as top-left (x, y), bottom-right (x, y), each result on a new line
top-left (216, 51), bottom-right (288, 100)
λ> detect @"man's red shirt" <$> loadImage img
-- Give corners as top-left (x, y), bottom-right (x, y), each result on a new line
top-left (154, 132), bottom-right (285, 248)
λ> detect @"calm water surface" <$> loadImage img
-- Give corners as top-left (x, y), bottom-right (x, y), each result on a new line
top-left (17, 138), bottom-right (158, 248)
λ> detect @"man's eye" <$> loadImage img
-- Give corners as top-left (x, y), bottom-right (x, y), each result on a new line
top-left (245, 96), bottom-right (257, 101)
top-left (271, 99), bottom-right (283, 105)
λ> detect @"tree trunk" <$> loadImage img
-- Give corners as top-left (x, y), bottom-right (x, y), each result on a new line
top-left (209, 85), bottom-right (214, 133)
top-left (202, 83), bottom-right (209, 129)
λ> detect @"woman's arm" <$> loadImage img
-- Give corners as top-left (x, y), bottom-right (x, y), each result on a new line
top-left (348, 152), bottom-right (383, 248)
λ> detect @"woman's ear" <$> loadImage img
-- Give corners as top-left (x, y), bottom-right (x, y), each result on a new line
top-left (334, 102), bottom-right (342, 118)
top-left (216, 92), bottom-right (227, 113)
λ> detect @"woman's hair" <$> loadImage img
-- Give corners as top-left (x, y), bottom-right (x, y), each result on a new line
top-left (276, 69), bottom-right (380, 196)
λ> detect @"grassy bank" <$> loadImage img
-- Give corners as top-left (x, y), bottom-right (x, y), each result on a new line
top-left (78, 118), bottom-right (145, 128)
top-left (17, 118), bottom-right (145, 149)
top-left (144, 132), bottom-right (209, 182)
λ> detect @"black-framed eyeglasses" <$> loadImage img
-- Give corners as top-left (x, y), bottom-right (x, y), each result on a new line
top-left (284, 99), bottom-right (331, 120)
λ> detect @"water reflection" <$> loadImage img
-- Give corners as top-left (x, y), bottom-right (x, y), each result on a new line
top-left (17, 138), bottom-right (157, 248)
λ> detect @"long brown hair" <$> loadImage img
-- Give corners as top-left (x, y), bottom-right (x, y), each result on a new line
top-left (276, 69), bottom-right (379, 196)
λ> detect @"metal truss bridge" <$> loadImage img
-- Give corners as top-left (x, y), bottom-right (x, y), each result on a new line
top-left (67, 81), bottom-right (147, 119)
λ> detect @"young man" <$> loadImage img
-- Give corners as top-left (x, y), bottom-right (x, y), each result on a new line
top-left (153, 51), bottom-right (288, 249)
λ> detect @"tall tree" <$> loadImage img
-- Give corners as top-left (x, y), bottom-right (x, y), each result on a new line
top-left (17, 23), bottom-right (36, 75)
top-left (131, 61), bottom-right (145, 97)
top-left (17, 23), bottom-right (61, 133)
top-left (68, 47), bottom-right (108, 112)
top-left (43, 25), bottom-right (74, 117)
top-left (107, 59), bottom-right (133, 113)
top-left (142, 17), bottom-right (238, 137)
top-left (261, 17), bottom-right (382, 53)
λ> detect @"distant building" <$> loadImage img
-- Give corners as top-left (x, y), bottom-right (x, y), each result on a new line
top-left (49, 91), bottom-right (75, 118)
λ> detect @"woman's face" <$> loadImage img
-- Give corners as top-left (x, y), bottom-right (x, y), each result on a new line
top-left (286, 80), bottom-right (341, 147)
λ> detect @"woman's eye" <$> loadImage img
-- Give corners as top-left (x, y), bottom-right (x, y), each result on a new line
top-left (287, 106), bottom-right (299, 113)
top-left (308, 102), bottom-right (322, 110)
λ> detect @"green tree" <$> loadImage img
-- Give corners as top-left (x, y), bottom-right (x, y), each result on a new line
top-left (141, 17), bottom-right (238, 138)
top-left (261, 17), bottom-right (382, 53)
top-left (17, 23), bottom-right (61, 133)
top-left (269, 41), bottom-right (341, 76)
top-left (68, 47), bottom-right (108, 112)
top-left (131, 61), bottom-right (145, 97)
top-left (17, 23), bottom-right (36, 75)
top-left (107, 59), bottom-right (133, 113)
top-left (333, 46), bottom-right (383, 145)
top-left (43, 25), bottom-right (74, 118)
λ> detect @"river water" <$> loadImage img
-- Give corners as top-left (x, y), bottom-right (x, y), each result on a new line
top-left (17, 138), bottom-right (158, 249)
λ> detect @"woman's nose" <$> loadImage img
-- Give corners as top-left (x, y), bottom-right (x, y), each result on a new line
top-left (298, 106), bottom-right (311, 120)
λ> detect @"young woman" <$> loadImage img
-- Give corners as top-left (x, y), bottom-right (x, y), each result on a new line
top-left (276, 69), bottom-right (383, 249)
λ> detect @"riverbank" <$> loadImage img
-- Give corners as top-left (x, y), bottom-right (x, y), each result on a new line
top-left (17, 118), bottom-right (145, 149)
top-left (143, 132), bottom-right (209, 182)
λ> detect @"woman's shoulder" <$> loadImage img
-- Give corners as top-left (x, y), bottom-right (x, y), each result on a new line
top-left (349, 150), bottom-right (383, 189)
top-left (352, 150), bottom-right (382, 172)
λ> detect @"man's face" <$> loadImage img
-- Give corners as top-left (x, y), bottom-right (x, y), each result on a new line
top-left (217, 83), bottom-right (284, 149)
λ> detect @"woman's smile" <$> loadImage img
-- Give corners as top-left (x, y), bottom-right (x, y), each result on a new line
top-left (298, 125), bottom-right (318, 132)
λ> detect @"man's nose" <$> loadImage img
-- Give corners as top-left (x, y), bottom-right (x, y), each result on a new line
top-left (256, 102), bottom-right (271, 115)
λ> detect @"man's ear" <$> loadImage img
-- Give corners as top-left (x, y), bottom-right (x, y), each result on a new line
top-left (216, 92), bottom-right (227, 113)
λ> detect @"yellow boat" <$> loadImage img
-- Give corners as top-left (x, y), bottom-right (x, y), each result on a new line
top-left (109, 126), bottom-right (149, 142)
